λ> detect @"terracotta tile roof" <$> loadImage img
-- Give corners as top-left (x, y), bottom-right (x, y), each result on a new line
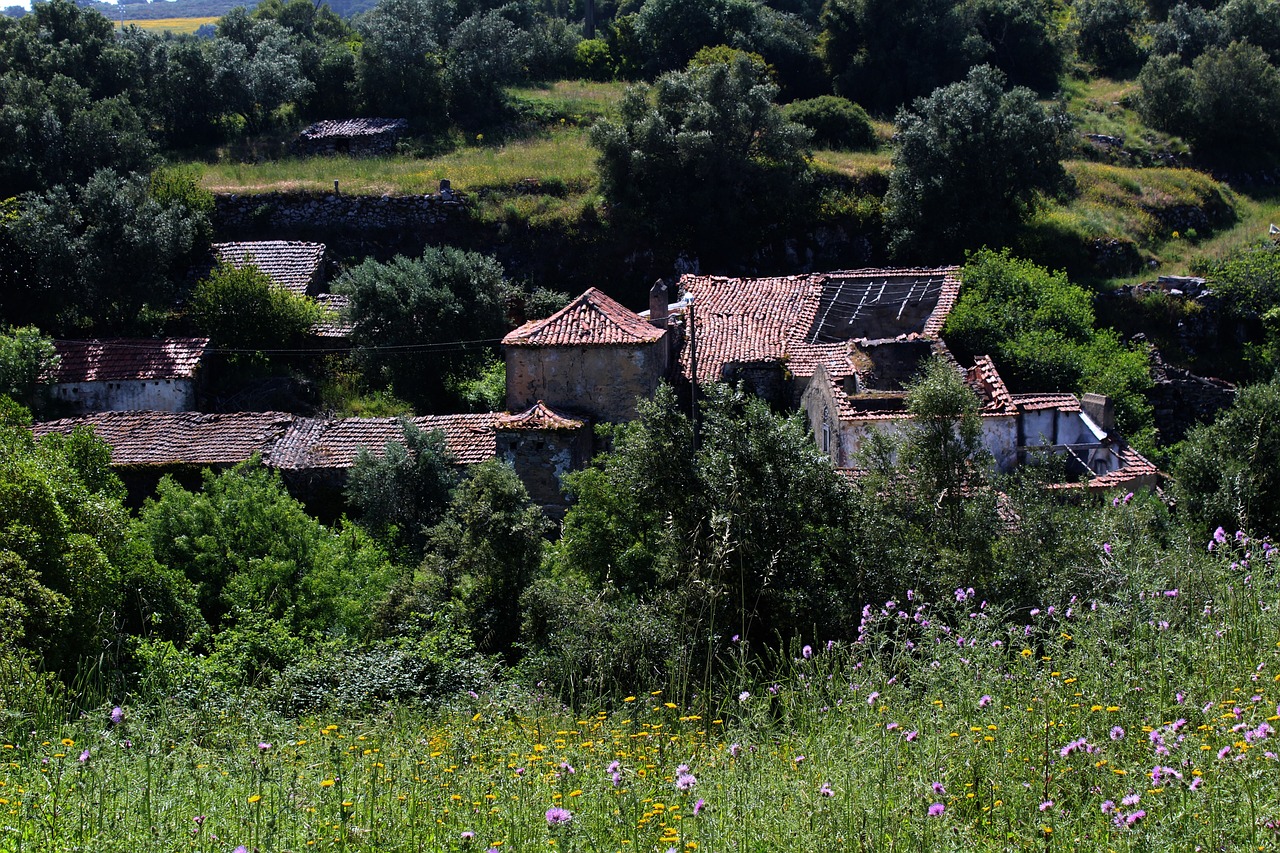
top-left (298, 118), bottom-right (407, 141)
top-left (1012, 393), bottom-right (1082, 412)
top-left (32, 411), bottom-right (293, 467)
top-left (677, 268), bottom-right (960, 384)
top-left (269, 414), bottom-right (498, 469)
top-left (1084, 447), bottom-right (1161, 491)
top-left (503, 288), bottom-right (666, 347)
top-left (212, 241), bottom-right (326, 297)
top-left (49, 339), bottom-right (210, 383)
top-left (33, 412), bottom-right (498, 470)
top-left (495, 401), bottom-right (585, 430)
top-left (967, 355), bottom-right (1015, 414)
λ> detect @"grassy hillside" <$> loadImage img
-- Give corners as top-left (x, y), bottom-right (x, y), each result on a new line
top-left (7, 521), bottom-right (1275, 851)
top-left (115, 16), bottom-right (218, 34)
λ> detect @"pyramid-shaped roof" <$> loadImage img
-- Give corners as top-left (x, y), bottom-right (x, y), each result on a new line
top-left (495, 401), bottom-right (585, 430)
top-left (503, 288), bottom-right (666, 347)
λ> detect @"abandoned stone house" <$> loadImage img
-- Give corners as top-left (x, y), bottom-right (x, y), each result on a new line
top-left (46, 338), bottom-right (211, 414)
top-left (293, 118), bottom-right (408, 157)
top-left (502, 268), bottom-right (1158, 492)
top-left (210, 240), bottom-right (353, 340)
top-left (32, 403), bottom-right (590, 518)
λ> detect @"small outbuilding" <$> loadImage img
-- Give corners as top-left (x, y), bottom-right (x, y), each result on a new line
top-left (294, 118), bottom-right (408, 157)
top-left (47, 338), bottom-right (211, 414)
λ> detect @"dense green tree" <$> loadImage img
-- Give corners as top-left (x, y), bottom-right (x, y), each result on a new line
top-left (1218, 0), bottom-right (1280, 62)
top-left (345, 420), bottom-right (461, 559)
top-left (883, 65), bottom-right (1070, 261)
top-left (0, 326), bottom-right (57, 413)
top-left (1148, 1), bottom-right (1225, 61)
top-left (445, 9), bottom-right (534, 122)
top-left (211, 9), bottom-right (312, 133)
top-left (1175, 378), bottom-right (1280, 539)
top-left (356, 0), bottom-right (448, 119)
top-left (187, 263), bottom-right (323, 354)
top-left (968, 0), bottom-right (1066, 92)
top-left (821, 0), bottom-right (978, 115)
top-left (944, 249), bottom-right (1153, 436)
top-left (137, 460), bottom-right (395, 637)
top-left (552, 384), bottom-right (861, 642)
top-left (781, 95), bottom-right (875, 149)
top-left (1072, 0), bottom-right (1145, 73)
top-left (590, 53), bottom-right (812, 252)
top-left (335, 246), bottom-right (515, 409)
top-left (1138, 41), bottom-right (1280, 160)
top-left (417, 460), bottom-right (547, 656)
top-left (0, 417), bottom-right (200, 668)
top-left (0, 168), bottom-right (212, 334)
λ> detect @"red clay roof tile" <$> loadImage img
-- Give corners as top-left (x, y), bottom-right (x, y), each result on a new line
top-left (49, 339), bottom-right (210, 384)
top-left (503, 288), bottom-right (666, 347)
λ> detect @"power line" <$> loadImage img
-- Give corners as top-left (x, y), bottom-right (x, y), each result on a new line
top-left (55, 337), bottom-right (507, 356)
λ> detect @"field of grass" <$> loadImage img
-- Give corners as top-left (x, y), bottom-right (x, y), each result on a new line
top-left (200, 129), bottom-right (599, 197)
top-left (116, 16), bottom-right (218, 35)
top-left (508, 80), bottom-right (628, 125)
top-left (6, 520), bottom-right (1278, 851)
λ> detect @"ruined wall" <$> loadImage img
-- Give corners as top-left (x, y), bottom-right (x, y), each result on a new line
top-left (214, 192), bottom-right (464, 233)
top-left (50, 379), bottom-right (198, 414)
top-left (505, 343), bottom-right (668, 424)
top-left (496, 428), bottom-right (591, 519)
top-left (980, 414), bottom-right (1019, 473)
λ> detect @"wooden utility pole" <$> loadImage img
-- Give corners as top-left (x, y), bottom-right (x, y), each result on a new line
top-left (585, 0), bottom-right (596, 39)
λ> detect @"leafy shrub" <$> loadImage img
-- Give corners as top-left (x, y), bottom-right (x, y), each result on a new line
top-left (575, 38), bottom-right (615, 80)
top-left (1072, 0), bottom-right (1145, 73)
top-left (782, 96), bottom-right (876, 150)
top-left (188, 262), bottom-right (322, 353)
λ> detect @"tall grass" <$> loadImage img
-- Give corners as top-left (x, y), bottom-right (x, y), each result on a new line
top-left (7, 514), bottom-right (1278, 851)
top-left (199, 130), bottom-right (599, 197)
top-left (116, 17), bottom-right (219, 35)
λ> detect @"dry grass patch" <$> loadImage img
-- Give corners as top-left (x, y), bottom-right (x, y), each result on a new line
top-left (117, 17), bottom-right (219, 34)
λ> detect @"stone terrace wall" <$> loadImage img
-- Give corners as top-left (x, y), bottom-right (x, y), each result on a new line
top-left (214, 192), bottom-right (466, 233)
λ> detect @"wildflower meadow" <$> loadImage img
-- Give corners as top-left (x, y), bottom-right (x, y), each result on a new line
top-left (2, 526), bottom-right (1277, 852)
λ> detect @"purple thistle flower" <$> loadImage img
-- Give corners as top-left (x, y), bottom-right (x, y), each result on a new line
top-left (1125, 810), bottom-right (1146, 826)
top-left (794, 755), bottom-right (805, 765)
top-left (1218, 745), bottom-right (1232, 759)
top-left (693, 798), bottom-right (705, 815)
top-left (1101, 800), bottom-right (1115, 814)
top-left (257, 742), bottom-right (271, 751)
top-left (1121, 793), bottom-right (1140, 807)
top-left (675, 772), bottom-right (697, 791)
top-left (729, 743), bottom-right (742, 757)
top-left (607, 760), bottom-right (620, 774)
top-left (1039, 800), bottom-right (1053, 812)
top-left (1103, 542), bottom-right (1112, 556)
top-left (738, 690), bottom-right (750, 702)
top-left (1190, 776), bottom-right (1203, 791)
top-left (193, 815), bottom-right (206, 827)
top-left (78, 749), bottom-right (90, 763)
top-left (932, 781), bottom-right (945, 795)
top-left (1110, 726), bottom-right (1125, 741)
top-left (461, 831), bottom-right (475, 840)
top-left (234, 847), bottom-right (248, 853)
top-left (802, 645), bottom-right (813, 659)
top-left (928, 802), bottom-right (945, 817)
top-left (110, 706), bottom-right (124, 725)
top-left (905, 730), bottom-right (918, 742)
top-left (819, 783), bottom-right (834, 797)
top-left (867, 691), bottom-right (880, 705)
top-left (545, 807), bottom-right (573, 826)
top-left (979, 695), bottom-right (992, 708)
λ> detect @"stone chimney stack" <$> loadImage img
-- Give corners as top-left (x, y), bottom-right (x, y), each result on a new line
top-left (649, 280), bottom-right (669, 328)
top-left (1082, 393), bottom-right (1116, 432)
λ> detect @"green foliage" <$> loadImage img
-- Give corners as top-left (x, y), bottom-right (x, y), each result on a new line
top-left (211, 8), bottom-right (313, 134)
top-left (356, 0), bottom-right (447, 120)
top-left (0, 169), bottom-right (212, 334)
top-left (1175, 377), bottom-right (1280, 538)
top-left (1071, 0), bottom-right (1145, 73)
top-left (968, 0), bottom-right (1066, 92)
top-left (820, 0), bottom-right (977, 115)
top-left (1138, 41), bottom-right (1280, 160)
top-left (335, 246), bottom-right (515, 410)
top-left (415, 460), bottom-right (548, 656)
top-left (449, 354), bottom-right (506, 413)
top-left (0, 326), bottom-right (57, 412)
top-left (188, 262), bottom-right (322, 353)
top-left (947, 249), bottom-right (1153, 436)
top-left (345, 420), bottom-right (461, 559)
top-left (445, 9), bottom-right (534, 125)
top-left (575, 37), bottom-right (616, 80)
top-left (137, 460), bottom-right (395, 638)
top-left (590, 53), bottom-right (812, 253)
top-left (782, 95), bottom-right (876, 150)
top-left (552, 384), bottom-right (861, 644)
top-left (885, 65), bottom-right (1071, 262)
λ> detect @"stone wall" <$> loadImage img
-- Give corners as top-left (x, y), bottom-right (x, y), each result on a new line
top-left (214, 192), bottom-right (466, 233)
top-left (505, 343), bottom-right (670, 425)
top-left (1148, 352), bottom-right (1236, 444)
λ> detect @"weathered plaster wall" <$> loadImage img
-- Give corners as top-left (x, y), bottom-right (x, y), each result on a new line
top-left (980, 414), bottom-right (1019, 472)
top-left (50, 379), bottom-right (197, 414)
top-left (496, 428), bottom-right (591, 519)
top-left (505, 343), bottom-right (667, 424)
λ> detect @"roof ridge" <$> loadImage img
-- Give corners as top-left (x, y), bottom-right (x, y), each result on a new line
top-left (503, 288), bottom-right (665, 347)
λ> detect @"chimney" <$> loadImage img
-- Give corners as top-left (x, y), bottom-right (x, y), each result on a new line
top-left (1081, 393), bottom-right (1115, 432)
top-left (649, 280), bottom-right (669, 328)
